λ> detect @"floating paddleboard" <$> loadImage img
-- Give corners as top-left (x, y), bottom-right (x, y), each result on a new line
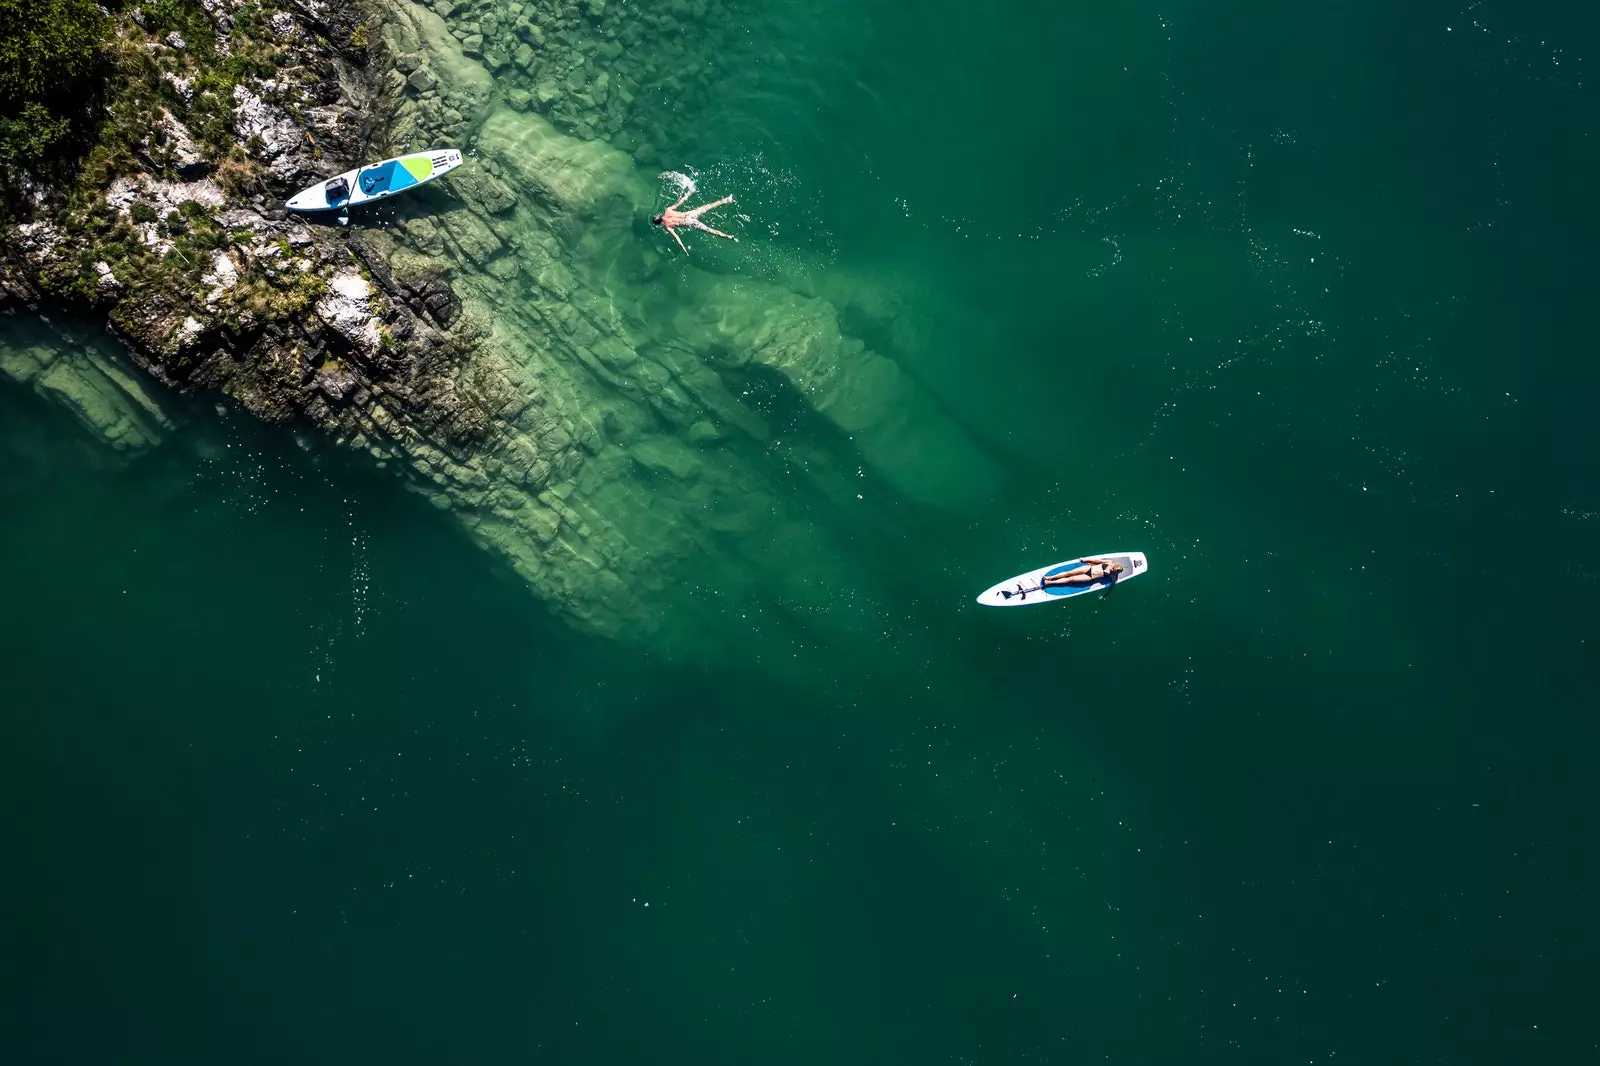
top-left (976, 551), bottom-right (1149, 607)
top-left (286, 148), bottom-right (463, 213)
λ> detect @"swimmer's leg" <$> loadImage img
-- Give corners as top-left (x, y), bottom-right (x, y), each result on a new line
top-left (692, 221), bottom-right (738, 242)
top-left (689, 195), bottom-right (735, 216)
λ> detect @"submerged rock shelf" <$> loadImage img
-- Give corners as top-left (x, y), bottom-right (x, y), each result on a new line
top-left (3, 0), bottom-right (997, 659)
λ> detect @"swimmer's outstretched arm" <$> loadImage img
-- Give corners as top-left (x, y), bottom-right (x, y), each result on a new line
top-left (665, 224), bottom-right (689, 254)
top-left (669, 191), bottom-right (691, 210)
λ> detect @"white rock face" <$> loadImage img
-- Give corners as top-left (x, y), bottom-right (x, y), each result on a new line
top-left (106, 175), bottom-right (225, 216)
top-left (202, 251), bottom-right (240, 304)
top-left (105, 176), bottom-right (140, 212)
top-left (155, 109), bottom-right (208, 177)
top-left (315, 271), bottom-right (383, 352)
top-left (169, 178), bottom-right (226, 209)
top-left (176, 316), bottom-right (207, 348)
top-left (231, 83), bottom-right (303, 178)
top-left (103, 175), bottom-right (227, 255)
top-left (13, 220), bottom-right (63, 264)
top-left (163, 72), bottom-right (196, 102)
top-left (94, 261), bottom-right (120, 291)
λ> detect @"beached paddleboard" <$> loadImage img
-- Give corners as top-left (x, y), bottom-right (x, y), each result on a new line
top-left (286, 148), bottom-right (463, 213)
top-left (976, 551), bottom-right (1149, 607)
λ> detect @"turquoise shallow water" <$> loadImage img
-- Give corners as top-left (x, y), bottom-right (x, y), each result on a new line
top-left (4, 0), bottom-right (1600, 1061)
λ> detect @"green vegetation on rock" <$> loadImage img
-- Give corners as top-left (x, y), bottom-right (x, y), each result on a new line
top-left (0, 0), bottom-right (107, 100)
top-left (2, 0), bottom-right (464, 452)
top-left (0, 0), bottom-right (111, 171)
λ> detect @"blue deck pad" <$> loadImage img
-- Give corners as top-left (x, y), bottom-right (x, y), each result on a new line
top-left (356, 160), bottom-right (420, 197)
top-left (1042, 560), bottom-right (1113, 597)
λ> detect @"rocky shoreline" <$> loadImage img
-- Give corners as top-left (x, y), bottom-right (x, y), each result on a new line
top-left (2, 0), bottom-right (999, 658)
top-left (0, 0), bottom-right (486, 455)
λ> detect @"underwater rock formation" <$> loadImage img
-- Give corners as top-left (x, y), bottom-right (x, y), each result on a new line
top-left (3, 0), bottom-right (1000, 659)
top-left (0, 315), bottom-right (174, 452)
top-left (361, 0), bottom-right (1001, 650)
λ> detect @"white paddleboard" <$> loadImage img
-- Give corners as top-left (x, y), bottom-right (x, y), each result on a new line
top-left (286, 148), bottom-right (463, 213)
top-left (976, 551), bottom-right (1149, 607)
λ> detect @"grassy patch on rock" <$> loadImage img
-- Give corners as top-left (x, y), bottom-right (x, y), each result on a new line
top-left (0, 0), bottom-right (111, 173)
top-left (4, 1), bottom-right (377, 213)
top-left (2, 0), bottom-right (486, 468)
top-left (3, 1), bottom-right (387, 322)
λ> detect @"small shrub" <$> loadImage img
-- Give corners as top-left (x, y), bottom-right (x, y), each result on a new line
top-left (0, 102), bottom-right (72, 168)
top-left (0, 0), bottom-right (108, 103)
top-left (212, 150), bottom-right (262, 194)
top-left (0, 0), bottom-right (113, 179)
top-left (222, 267), bottom-right (328, 325)
top-left (129, 201), bottom-right (158, 223)
top-left (139, 0), bottom-right (192, 37)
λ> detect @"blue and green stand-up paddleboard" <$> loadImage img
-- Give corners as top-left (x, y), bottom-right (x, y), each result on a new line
top-left (287, 148), bottom-right (463, 223)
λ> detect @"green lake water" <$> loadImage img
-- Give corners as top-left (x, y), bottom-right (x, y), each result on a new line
top-left (3, 0), bottom-right (1598, 1061)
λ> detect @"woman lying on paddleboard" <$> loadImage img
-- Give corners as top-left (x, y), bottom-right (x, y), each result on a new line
top-left (1041, 558), bottom-right (1124, 588)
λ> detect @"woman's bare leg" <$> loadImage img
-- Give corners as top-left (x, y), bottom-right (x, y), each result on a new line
top-left (1043, 565), bottom-right (1092, 586)
top-left (688, 195), bottom-right (735, 217)
top-left (690, 220), bottom-right (738, 242)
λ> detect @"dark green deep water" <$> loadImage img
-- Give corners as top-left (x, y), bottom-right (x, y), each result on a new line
top-left (3, 0), bottom-right (1598, 1061)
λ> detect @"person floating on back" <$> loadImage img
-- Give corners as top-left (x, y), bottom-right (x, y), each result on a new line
top-left (652, 189), bottom-right (738, 254)
top-left (1041, 558), bottom-right (1124, 588)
